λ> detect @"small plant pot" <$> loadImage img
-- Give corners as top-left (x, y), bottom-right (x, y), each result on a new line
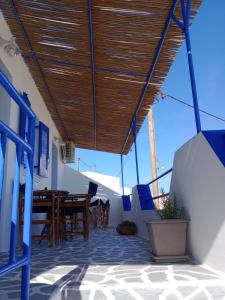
top-left (116, 221), bottom-right (137, 235)
top-left (146, 219), bottom-right (189, 263)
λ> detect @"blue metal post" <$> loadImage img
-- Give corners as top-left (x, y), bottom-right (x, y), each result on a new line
top-left (0, 133), bottom-right (7, 217)
top-left (181, 0), bottom-right (201, 133)
top-left (21, 115), bottom-right (35, 300)
top-left (9, 144), bottom-right (22, 263)
top-left (132, 117), bottom-right (140, 185)
top-left (88, 0), bottom-right (97, 148)
top-left (120, 154), bottom-right (125, 196)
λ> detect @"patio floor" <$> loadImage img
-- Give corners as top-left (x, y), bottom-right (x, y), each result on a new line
top-left (1, 228), bottom-right (225, 300)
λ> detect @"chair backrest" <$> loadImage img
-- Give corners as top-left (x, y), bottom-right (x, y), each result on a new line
top-left (88, 181), bottom-right (98, 196)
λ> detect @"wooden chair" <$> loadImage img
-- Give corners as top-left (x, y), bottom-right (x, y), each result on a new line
top-left (60, 182), bottom-right (98, 240)
top-left (60, 194), bottom-right (92, 240)
top-left (19, 191), bottom-right (56, 247)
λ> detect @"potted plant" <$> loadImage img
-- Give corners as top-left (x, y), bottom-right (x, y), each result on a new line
top-left (116, 220), bottom-right (137, 235)
top-left (146, 195), bottom-right (189, 263)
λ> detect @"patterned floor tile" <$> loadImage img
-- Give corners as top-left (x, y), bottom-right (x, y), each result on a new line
top-left (0, 228), bottom-right (225, 299)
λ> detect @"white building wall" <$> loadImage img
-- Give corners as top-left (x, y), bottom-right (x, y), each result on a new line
top-left (82, 171), bottom-right (121, 193)
top-left (170, 132), bottom-right (225, 273)
top-left (59, 166), bottom-right (123, 227)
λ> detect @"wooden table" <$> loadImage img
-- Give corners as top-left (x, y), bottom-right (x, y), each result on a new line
top-left (60, 194), bottom-right (92, 240)
top-left (19, 189), bottom-right (68, 247)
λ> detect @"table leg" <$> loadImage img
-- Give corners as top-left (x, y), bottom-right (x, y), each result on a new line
top-left (51, 194), bottom-right (55, 247)
top-left (83, 202), bottom-right (89, 239)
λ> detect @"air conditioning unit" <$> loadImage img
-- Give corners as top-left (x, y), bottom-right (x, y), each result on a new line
top-left (60, 141), bottom-right (75, 163)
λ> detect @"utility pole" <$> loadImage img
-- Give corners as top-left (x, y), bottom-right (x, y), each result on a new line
top-left (148, 106), bottom-right (159, 207)
top-left (77, 157), bottom-right (80, 172)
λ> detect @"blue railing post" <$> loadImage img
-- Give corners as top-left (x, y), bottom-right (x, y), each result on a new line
top-left (180, 0), bottom-right (201, 133)
top-left (0, 133), bottom-right (7, 217)
top-left (120, 154), bottom-right (125, 196)
top-left (132, 117), bottom-right (140, 185)
top-left (9, 144), bottom-right (22, 263)
top-left (21, 115), bottom-right (35, 300)
top-left (0, 70), bottom-right (36, 300)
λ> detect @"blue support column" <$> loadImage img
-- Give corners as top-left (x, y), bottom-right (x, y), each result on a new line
top-left (132, 117), bottom-right (140, 185)
top-left (180, 0), bottom-right (201, 133)
top-left (120, 154), bottom-right (125, 196)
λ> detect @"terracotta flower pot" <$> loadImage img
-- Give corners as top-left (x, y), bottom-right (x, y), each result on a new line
top-left (146, 219), bottom-right (189, 263)
top-left (116, 223), bottom-right (137, 235)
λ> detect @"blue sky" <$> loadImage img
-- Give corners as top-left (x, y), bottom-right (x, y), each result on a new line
top-left (72, 0), bottom-right (225, 191)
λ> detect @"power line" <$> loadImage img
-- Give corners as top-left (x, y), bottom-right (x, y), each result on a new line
top-left (156, 92), bottom-right (225, 123)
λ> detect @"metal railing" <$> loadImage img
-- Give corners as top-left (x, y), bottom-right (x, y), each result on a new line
top-left (147, 168), bottom-right (173, 201)
top-left (0, 70), bottom-right (36, 300)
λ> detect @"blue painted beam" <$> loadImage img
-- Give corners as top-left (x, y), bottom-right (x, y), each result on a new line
top-left (121, 0), bottom-right (179, 153)
top-left (8, 0), bottom-right (68, 139)
top-left (88, 0), bottom-right (97, 148)
top-left (22, 54), bottom-right (147, 78)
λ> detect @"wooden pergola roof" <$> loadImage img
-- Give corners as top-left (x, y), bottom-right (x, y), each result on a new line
top-left (2, 0), bottom-right (201, 154)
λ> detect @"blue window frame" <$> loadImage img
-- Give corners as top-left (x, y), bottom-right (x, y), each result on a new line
top-left (37, 122), bottom-right (49, 177)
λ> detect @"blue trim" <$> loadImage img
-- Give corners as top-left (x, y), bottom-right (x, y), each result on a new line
top-left (202, 130), bottom-right (225, 167)
top-left (137, 184), bottom-right (155, 210)
top-left (19, 93), bottom-right (31, 164)
top-left (132, 117), bottom-right (140, 185)
top-left (122, 195), bottom-right (131, 211)
top-left (88, 0), bottom-right (97, 148)
top-left (121, 0), bottom-right (179, 153)
top-left (38, 122), bottom-right (50, 177)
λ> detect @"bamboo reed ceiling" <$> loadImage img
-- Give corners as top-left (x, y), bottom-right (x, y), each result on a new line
top-left (1, 0), bottom-right (201, 154)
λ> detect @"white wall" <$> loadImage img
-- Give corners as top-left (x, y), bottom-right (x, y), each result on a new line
top-left (123, 186), bottom-right (158, 239)
top-left (170, 132), bottom-right (225, 273)
top-left (0, 11), bottom-right (65, 251)
top-left (59, 166), bottom-right (123, 227)
top-left (82, 171), bottom-right (121, 193)
top-left (82, 171), bottom-right (132, 196)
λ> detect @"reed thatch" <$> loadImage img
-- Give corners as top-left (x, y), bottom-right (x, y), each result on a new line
top-left (1, 0), bottom-right (201, 154)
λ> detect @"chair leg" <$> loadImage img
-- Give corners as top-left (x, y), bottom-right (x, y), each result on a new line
top-left (83, 205), bottom-right (89, 239)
